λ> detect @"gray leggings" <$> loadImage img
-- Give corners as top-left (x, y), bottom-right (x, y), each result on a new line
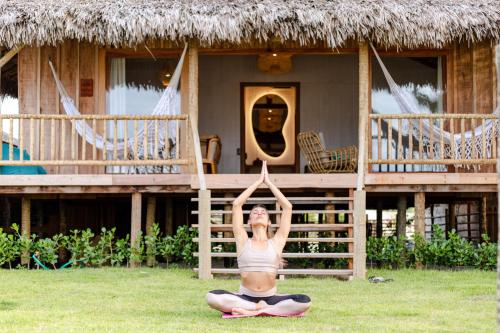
top-left (206, 289), bottom-right (311, 315)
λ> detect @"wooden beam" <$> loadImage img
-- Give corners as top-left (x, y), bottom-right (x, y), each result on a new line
top-left (0, 46), bottom-right (23, 69)
top-left (187, 43), bottom-right (199, 176)
top-left (357, 41), bottom-right (369, 191)
top-left (353, 190), bottom-right (366, 279)
top-left (414, 192), bottom-right (426, 239)
top-left (146, 196), bottom-right (156, 267)
top-left (21, 196), bottom-right (30, 266)
top-left (197, 189), bottom-right (212, 280)
top-left (396, 195), bottom-right (407, 238)
top-left (130, 192), bottom-right (142, 268)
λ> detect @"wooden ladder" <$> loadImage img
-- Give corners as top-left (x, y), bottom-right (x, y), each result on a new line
top-left (192, 189), bottom-right (357, 278)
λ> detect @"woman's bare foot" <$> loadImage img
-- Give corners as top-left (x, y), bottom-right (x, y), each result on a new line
top-left (256, 300), bottom-right (268, 311)
top-left (231, 301), bottom-right (268, 316)
top-left (231, 307), bottom-right (259, 316)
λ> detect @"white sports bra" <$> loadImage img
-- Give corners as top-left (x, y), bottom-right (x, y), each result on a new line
top-left (237, 239), bottom-right (279, 273)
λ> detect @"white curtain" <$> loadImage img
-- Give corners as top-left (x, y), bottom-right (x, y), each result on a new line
top-left (107, 58), bottom-right (126, 173)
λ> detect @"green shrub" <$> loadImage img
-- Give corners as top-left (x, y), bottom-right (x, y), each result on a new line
top-left (368, 225), bottom-right (497, 270)
top-left (11, 224), bottom-right (34, 268)
top-left (112, 235), bottom-right (130, 267)
top-left (0, 228), bottom-right (20, 269)
top-left (474, 235), bottom-right (497, 270)
top-left (34, 234), bottom-right (64, 269)
top-left (144, 224), bottom-right (160, 267)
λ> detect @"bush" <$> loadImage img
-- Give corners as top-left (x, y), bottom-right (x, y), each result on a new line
top-left (367, 225), bottom-right (497, 270)
top-left (0, 228), bottom-right (20, 269)
top-left (0, 223), bottom-right (198, 270)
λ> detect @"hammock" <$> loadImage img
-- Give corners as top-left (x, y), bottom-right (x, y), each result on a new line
top-left (370, 43), bottom-right (499, 162)
top-left (49, 44), bottom-right (188, 165)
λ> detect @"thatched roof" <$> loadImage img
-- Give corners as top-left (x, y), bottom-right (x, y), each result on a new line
top-left (0, 0), bottom-right (498, 49)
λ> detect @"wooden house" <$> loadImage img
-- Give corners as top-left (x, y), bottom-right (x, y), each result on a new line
top-left (0, 0), bottom-right (499, 279)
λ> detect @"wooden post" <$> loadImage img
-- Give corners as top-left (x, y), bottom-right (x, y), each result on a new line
top-left (130, 192), bottom-right (142, 268)
top-left (353, 190), bottom-right (366, 279)
top-left (352, 41), bottom-right (369, 280)
top-left (59, 199), bottom-right (67, 262)
top-left (146, 196), bottom-right (157, 267)
top-left (21, 197), bottom-right (31, 266)
top-left (414, 192), bottom-right (426, 239)
top-left (356, 41), bottom-right (369, 191)
top-left (376, 200), bottom-right (383, 238)
top-left (198, 189), bottom-right (212, 280)
top-left (481, 194), bottom-right (487, 237)
top-left (187, 43), bottom-right (198, 174)
top-left (165, 197), bottom-right (174, 235)
top-left (325, 191), bottom-right (335, 239)
top-left (348, 189), bottom-right (354, 270)
top-left (449, 202), bottom-right (457, 232)
top-left (396, 195), bottom-right (407, 238)
top-left (223, 193), bottom-right (233, 238)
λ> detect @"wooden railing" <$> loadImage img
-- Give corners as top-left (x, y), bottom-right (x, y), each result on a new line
top-left (0, 114), bottom-right (189, 169)
top-left (368, 113), bottom-right (498, 171)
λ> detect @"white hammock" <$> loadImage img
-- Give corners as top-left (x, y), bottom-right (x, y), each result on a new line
top-left (370, 43), bottom-right (499, 161)
top-left (49, 44), bottom-right (187, 163)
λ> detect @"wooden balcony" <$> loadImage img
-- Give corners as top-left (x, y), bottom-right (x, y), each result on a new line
top-left (0, 114), bottom-right (189, 170)
top-left (369, 113), bottom-right (498, 169)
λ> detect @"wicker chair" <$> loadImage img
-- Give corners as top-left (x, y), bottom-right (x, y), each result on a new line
top-left (200, 134), bottom-right (222, 174)
top-left (297, 131), bottom-right (358, 173)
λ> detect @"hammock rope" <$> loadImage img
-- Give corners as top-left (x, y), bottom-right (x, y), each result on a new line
top-left (370, 42), bottom-right (499, 162)
top-left (48, 44), bottom-right (188, 160)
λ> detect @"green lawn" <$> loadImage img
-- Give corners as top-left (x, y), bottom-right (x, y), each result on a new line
top-left (0, 268), bottom-right (495, 333)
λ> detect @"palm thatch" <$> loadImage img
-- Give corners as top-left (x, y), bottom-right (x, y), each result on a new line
top-left (0, 0), bottom-right (498, 49)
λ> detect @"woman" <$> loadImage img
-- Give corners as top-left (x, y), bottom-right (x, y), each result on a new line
top-left (206, 161), bottom-right (311, 317)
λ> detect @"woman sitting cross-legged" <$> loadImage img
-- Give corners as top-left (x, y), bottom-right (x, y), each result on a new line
top-left (206, 161), bottom-right (311, 317)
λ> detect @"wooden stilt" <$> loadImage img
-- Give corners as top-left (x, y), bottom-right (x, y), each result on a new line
top-left (396, 195), bottom-right (407, 238)
top-left (59, 199), bottom-right (67, 262)
top-left (348, 189), bottom-right (354, 270)
top-left (449, 202), bottom-right (457, 232)
top-left (198, 189), bottom-right (212, 280)
top-left (21, 197), bottom-right (31, 266)
top-left (376, 200), bottom-right (383, 238)
top-left (165, 197), bottom-right (174, 235)
top-left (146, 196), bottom-right (157, 267)
top-left (414, 192), bottom-right (426, 239)
top-left (130, 192), bottom-right (142, 268)
top-left (481, 194), bottom-right (487, 237)
top-left (353, 190), bottom-right (366, 279)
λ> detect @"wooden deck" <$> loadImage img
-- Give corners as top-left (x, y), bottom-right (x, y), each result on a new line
top-left (0, 172), bottom-right (495, 193)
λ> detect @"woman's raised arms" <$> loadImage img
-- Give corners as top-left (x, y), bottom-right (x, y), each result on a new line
top-left (263, 164), bottom-right (292, 253)
top-left (232, 164), bottom-right (265, 254)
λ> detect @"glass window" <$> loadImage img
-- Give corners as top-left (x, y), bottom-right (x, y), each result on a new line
top-left (371, 56), bottom-right (445, 172)
top-left (106, 56), bottom-right (180, 173)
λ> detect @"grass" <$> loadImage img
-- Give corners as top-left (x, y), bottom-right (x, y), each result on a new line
top-left (0, 268), bottom-right (495, 333)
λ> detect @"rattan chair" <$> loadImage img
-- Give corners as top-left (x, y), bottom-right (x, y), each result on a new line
top-left (297, 131), bottom-right (358, 173)
top-left (200, 134), bottom-right (222, 174)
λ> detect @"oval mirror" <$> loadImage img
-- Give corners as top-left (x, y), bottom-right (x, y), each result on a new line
top-left (251, 94), bottom-right (288, 157)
